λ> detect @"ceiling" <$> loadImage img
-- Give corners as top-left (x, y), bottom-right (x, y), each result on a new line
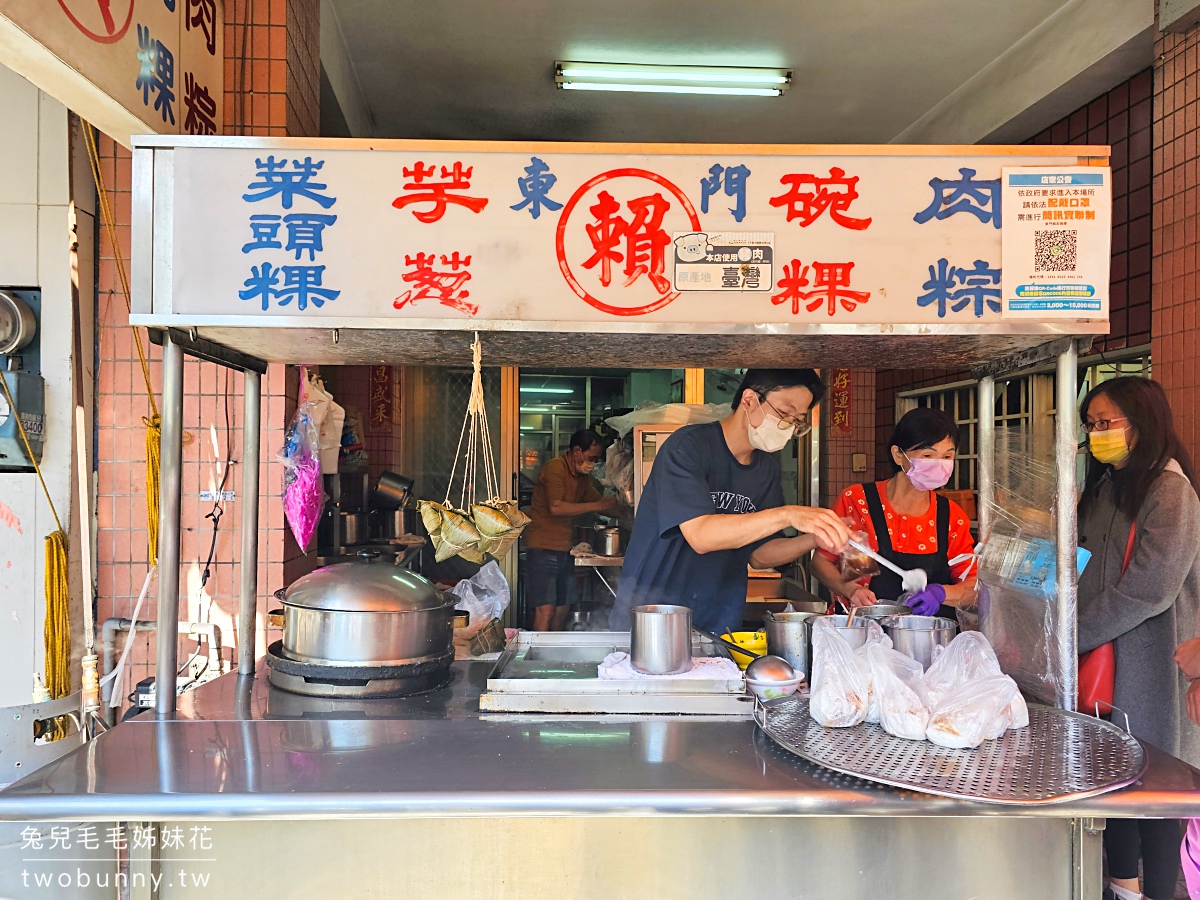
top-left (322, 0), bottom-right (1087, 144)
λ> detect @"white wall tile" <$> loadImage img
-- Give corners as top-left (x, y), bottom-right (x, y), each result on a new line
top-left (0, 65), bottom-right (39, 206)
top-left (37, 92), bottom-right (69, 208)
top-left (0, 203), bottom-right (39, 284)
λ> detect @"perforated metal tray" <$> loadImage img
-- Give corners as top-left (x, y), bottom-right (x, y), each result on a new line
top-left (756, 695), bottom-right (1147, 805)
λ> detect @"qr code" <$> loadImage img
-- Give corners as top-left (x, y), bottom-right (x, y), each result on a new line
top-left (1034, 229), bottom-right (1077, 272)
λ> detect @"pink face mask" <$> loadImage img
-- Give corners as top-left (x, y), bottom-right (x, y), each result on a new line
top-left (903, 452), bottom-right (954, 491)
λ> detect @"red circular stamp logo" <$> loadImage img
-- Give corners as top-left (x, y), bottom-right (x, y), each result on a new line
top-left (555, 168), bottom-right (701, 317)
top-left (57, 0), bottom-right (136, 44)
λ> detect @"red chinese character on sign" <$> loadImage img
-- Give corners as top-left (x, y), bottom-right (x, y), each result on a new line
top-left (368, 365), bottom-right (393, 433)
top-left (393, 252), bottom-right (477, 316)
top-left (581, 191), bottom-right (672, 294)
top-left (769, 167), bottom-right (872, 230)
top-left (771, 259), bottom-right (811, 314)
top-left (771, 261), bottom-right (869, 316)
top-left (391, 163), bottom-right (489, 223)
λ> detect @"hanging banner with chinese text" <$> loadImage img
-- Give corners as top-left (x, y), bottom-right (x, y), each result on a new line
top-left (0, 0), bottom-right (222, 136)
top-left (163, 144), bottom-right (1109, 328)
top-left (1000, 167), bottom-right (1112, 320)
top-left (368, 365), bottom-right (393, 434)
top-left (828, 369), bottom-right (852, 436)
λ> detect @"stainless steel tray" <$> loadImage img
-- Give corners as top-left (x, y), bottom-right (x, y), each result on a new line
top-left (756, 695), bottom-right (1147, 805)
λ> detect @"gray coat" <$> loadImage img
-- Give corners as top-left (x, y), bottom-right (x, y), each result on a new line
top-left (1077, 463), bottom-right (1200, 767)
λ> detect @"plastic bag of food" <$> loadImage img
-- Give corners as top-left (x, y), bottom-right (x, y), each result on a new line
top-left (926, 674), bottom-right (1020, 749)
top-left (276, 399), bottom-right (323, 552)
top-left (924, 631), bottom-right (1028, 729)
top-left (866, 642), bottom-right (931, 741)
top-left (448, 560), bottom-right (511, 641)
top-left (809, 618), bottom-right (871, 728)
top-left (852, 619), bottom-right (891, 723)
top-left (839, 530), bottom-right (880, 582)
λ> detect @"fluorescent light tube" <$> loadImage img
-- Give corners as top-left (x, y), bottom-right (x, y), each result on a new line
top-left (561, 82), bottom-right (780, 97)
top-left (556, 61), bottom-right (790, 97)
top-left (520, 386), bottom-right (575, 394)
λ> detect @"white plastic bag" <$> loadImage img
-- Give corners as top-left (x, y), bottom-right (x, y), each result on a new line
top-left (852, 619), bottom-right (891, 724)
top-left (926, 674), bottom-right (1020, 749)
top-left (924, 631), bottom-right (1028, 729)
top-left (447, 560), bottom-right (511, 641)
top-left (866, 642), bottom-right (931, 741)
top-left (809, 618), bottom-right (871, 728)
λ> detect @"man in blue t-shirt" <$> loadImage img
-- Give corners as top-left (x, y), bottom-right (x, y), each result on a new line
top-left (609, 369), bottom-right (850, 634)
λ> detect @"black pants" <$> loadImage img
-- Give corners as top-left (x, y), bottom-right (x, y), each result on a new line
top-left (1105, 818), bottom-right (1183, 899)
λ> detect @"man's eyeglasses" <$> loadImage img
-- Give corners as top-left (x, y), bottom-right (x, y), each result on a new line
top-left (760, 395), bottom-right (813, 436)
top-left (1080, 416), bottom-right (1129, 434)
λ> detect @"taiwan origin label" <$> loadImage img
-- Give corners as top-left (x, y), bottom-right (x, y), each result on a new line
top-left (672, 232), bottom-right (774, 292)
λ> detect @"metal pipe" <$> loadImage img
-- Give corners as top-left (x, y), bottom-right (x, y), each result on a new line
top-left (155, 334), bottom-right (184, 717)
top-left (1055, 340), bottom-right (1079, 711)
top-left (976, 376), bottom-right (996, 541)
top-left (239, 369), bottom-right (262, 676)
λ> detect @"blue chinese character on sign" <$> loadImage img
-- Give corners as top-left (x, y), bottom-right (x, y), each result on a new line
top-left (241, 215), bottom-right (283, 253)
top-left (913, 168), bottom-right (1001, 229)
top-left (163, 0), bottom-right (175, 9)
top-left (243, 157), bottom-right (337, 209)
top-left (239, 263), bottom-right (340, 311)
top-left (950, 259), bottom-right (1001, 315)
top-left (239, 263), bottom-right (281, 310)
top-left (917, 258), bottom-right (1001, 317)
top-left (283, 214), bottom-right (338, 260)
top-left (510, 157), bottom-right (563, 220)
top-left (135, 25), bottom-right (176, 125)
top-left (700, 163), bottom-right (751, 223)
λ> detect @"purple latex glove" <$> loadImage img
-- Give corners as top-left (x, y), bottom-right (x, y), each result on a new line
top-left (904, 583), bottom-right (946, 616)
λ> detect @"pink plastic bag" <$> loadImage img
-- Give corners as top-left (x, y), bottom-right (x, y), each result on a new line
top-left (277, 399), bottom-right (323, 552)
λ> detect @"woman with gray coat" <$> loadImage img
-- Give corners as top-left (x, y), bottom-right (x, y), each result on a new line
top-left (1077, 375), bottom-right (1200, 900)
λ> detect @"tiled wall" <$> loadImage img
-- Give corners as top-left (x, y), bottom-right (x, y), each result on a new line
top-left (872, 69), bottom-right (1153, 480)
top-left (822, 369), bottom-right (876, 503)
top-left (1154, 29), bottom-right (1200, 460)
top-left (94, 0), bottom-right (320, 697)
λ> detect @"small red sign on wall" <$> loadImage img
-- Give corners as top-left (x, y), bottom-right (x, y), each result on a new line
top-left (369, 366), bottom-right (393, 434)
top-left (829, 369), bottom-right (852, 436)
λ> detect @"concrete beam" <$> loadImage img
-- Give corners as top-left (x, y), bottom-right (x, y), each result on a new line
top-left (320, 0), bottom-right (375, 138)
top-left (893, 0), bottom-right (1154, 145)
top-left (0, 15), bottom-right (161, 149)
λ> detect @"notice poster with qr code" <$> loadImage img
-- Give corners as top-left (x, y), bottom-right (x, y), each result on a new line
top-left (1000, 167), bottom-right (1111, 319)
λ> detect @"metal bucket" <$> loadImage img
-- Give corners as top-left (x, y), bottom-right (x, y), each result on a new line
top-left (882, 615), bottom-right (958, 670)
top-left (629, 605), bottom-right (692, 675)
top-left (802, 614), bottom-right (870, 679)
top-left (762, 612), bottom-right (819, 674)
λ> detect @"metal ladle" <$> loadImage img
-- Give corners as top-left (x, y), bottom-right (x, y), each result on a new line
top-left (848, 538), bottom-right (928, 594)
top-left (693, 627), bottom-right (759, 661)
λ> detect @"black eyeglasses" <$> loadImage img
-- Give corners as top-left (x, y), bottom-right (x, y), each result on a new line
top-left (1081, 416), bottom-right (1129, 434)
top-left (760, 395), bottom-right (813, 436)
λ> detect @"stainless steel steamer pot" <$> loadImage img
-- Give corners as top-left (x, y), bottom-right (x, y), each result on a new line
top-left (270, 556), bottom-right (466, 667)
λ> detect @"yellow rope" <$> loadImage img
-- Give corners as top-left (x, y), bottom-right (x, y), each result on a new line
top-left (81, 120), bottom-right (161, 563)
top-left (0, 375), bottom-right (70, 709)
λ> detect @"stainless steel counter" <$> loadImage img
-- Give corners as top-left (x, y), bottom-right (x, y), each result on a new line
top-left (2, 661), bottom-right (1199, 822)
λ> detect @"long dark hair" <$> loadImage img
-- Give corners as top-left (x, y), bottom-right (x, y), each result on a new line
top-left (1080, 376), bottom-right (1199, 521)
top-left (887, 407), bottom-right (959, 473)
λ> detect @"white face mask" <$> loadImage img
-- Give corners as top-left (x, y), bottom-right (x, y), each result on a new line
top-left (747, 404), bottom-right (795, 453)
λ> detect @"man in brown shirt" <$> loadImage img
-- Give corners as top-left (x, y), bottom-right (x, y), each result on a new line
top-left (525, 429), bottom-right (617, 630)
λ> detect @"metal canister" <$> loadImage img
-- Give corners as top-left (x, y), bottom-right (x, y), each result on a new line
top-left (762, 611), bottom-right (819, 674)
top-left (629, 605), bottom-right (692, 675)
top-left (881, 615), bottom-right (958, 670)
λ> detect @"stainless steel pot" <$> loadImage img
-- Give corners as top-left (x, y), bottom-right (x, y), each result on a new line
top-left (630, 604), bottom-right (692, 675)
top-left (340, 512), bottom-right (368, 547)
top-left (373, 471), bottom-right (414, 509)
top-left (762, 611), bottom-right (819, 673)
top-left (856, 604), bottom-right (910, 619)
top-left (595, 526), bottom-right (622, 557)
top-left (802, 614), bottom-right (870, 679)
top-left (369, 508), bottom-right (417, 541)
top-left (881, 615), bottom-right (958, 670)
top-left (271, 555), bottom-right (467, 667)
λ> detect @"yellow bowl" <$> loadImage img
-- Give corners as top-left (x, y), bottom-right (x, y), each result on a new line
top-left (723, 630), bottom-right (767, 670)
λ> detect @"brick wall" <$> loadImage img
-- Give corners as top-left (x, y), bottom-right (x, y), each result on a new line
top-left (1154, 29), bottom-right (1200, 460)
top-left (872, 69), bottom-right (1153, 480)
top-left (822, 368), bottom-right (876, 502)
top-left (94, 0), bottom-right (320, 696)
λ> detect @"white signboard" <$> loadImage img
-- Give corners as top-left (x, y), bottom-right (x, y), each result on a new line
top-left (166, 146), bottom-right (1104, 327)
top-left (1001, 167), bottom-right (1112, 319)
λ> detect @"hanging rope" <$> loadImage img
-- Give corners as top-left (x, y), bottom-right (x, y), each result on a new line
top-left (80, 121), bottom-right (162, 563)
top-left (0, 376), bottom-right (70, 711)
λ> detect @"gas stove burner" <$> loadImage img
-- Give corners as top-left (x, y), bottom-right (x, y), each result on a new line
top-left (265, 641), bottom-right (453, 699)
